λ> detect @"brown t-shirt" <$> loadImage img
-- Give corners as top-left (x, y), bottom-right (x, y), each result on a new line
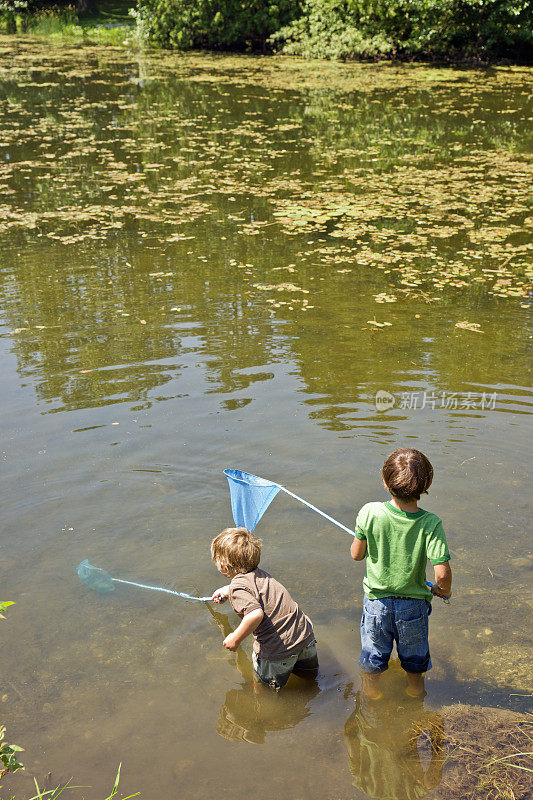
top-left (229, 568), bottom-right (315, 661)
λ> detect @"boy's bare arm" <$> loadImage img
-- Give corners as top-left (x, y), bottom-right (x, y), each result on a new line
top-left (432, 562), bottom-right (452, 598)
top-left (223, 608), bottom-right (264, 651)
top-left (351, 537), bottom-right (367, 561)
top-left (211, 584), bottom-right (231, 603)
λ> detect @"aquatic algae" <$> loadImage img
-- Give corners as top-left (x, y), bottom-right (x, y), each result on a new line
top-left (0, 38), bottom-right (530, 306)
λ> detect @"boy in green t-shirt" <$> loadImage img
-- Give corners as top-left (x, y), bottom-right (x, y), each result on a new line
top-left (350, 448), bottom-right (452, 698)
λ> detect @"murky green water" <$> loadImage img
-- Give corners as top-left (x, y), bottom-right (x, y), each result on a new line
top-left (0, 39), bottom-right (531, 799)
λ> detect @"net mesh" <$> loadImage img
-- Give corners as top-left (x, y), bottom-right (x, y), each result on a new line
top-left (224, 469), bottom-right (282, 532)
top-left (77, 559), bottom-right (115, 593)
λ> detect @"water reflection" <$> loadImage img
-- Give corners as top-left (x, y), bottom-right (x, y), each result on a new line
top-left (209, 606), bottom-right (320, 744)
top-left (216, 670), bottom-right (321, 745)
top-left (208, 606), bottom-right (320, 744)
top-left (344, 664), bottom-right (444, 800)
top-left (0, 42), bottom-right (530, 431)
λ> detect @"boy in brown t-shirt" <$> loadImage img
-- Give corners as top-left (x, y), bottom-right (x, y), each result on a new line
top-left (210, 527), bottom-right (318, 689)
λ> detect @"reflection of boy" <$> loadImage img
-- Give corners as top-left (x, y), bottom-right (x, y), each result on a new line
top-left (209, 605), bottom-right (320, 744)
top-left (210, 527), bottom-right (318, 689)
top-left (344, 679), bottom-right (444, 800)
top-left (350, 448), bottom-right (452, 698)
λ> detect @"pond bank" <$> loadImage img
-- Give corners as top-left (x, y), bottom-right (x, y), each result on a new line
top-left (432, 704), bottom-right (532, 800)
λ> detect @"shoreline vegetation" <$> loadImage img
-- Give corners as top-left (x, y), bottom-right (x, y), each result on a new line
top-left (0, 1), bottom-right (137, 46)
top-left (0, 0), bottom-right (531, 62)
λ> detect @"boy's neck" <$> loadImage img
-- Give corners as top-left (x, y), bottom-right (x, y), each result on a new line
top-left (390, 496), bottom-right (419, 513)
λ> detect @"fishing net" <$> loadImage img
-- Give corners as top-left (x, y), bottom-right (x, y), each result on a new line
top-left (224, 469), bottom-right (282, 532)
top-left (224, 468), bottom-right (355, 536)
top-left (77, 471), bottom-right (448, 607)
top-left (76, 559), bottom-right (211, 601)
top-left (77, 559), bottom-right (115, 593)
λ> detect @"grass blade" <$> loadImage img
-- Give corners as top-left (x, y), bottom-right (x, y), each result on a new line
top-left (104, 764), bottom-right (121, 800)
top-left (488, 751), bottom-right (533, 765)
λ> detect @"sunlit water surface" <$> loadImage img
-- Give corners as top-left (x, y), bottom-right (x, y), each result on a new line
top-left (0, 40), bottom-right (531, 800)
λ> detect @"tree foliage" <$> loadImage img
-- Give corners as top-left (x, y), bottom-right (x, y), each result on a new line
top-left (271, 0), bottom-right (533, 60)
top-left (0, 0), bottom-right (98, 21)
top-left (1, 0), bottom-right (531, 58)
top-left (133, 0), bottom-right (301, 50)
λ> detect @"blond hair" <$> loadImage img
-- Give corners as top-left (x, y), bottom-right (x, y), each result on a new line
top-left (211, 527), bottom-right (261, 575)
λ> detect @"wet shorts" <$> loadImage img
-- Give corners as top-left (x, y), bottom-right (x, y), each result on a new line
top-left (359, 596), bottom-right (432, 675)
top-left (252, 639), bottom-right (319, 689)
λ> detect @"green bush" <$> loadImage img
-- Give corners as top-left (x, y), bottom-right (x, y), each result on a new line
top-left (133, 0), bottom-right (301, 50)
top-left (0, 1), bottom-right (75, 33)
top-left (269, 0), bottom-right (394, 58)
top-left (271, 0), bottom-right (533, 60)
top-left (28, 5), bottom-right (80, 34)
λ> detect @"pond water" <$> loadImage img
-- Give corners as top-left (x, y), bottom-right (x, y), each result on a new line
top-left (0, 39), bottom-right (531, 800)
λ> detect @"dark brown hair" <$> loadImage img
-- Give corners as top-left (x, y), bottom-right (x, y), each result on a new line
top-left (382, 448), bottom-right (433, 501)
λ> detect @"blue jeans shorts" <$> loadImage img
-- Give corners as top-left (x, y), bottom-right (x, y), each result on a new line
top-left (359, 596), bottom-right (432, 675)
top-left (252, 639), bottom-right (318, 689)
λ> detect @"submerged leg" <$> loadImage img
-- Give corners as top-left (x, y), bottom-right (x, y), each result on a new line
top-left (405, 671), bottom-right (425, 698)
top-left (360, 671), bottom-right (383, 700)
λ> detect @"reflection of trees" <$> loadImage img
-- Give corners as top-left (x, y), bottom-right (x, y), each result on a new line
top-left (0, 242), bottom-right (284, 411)
top-left (1, 255), bottom-right (178, 408)
top-left (4, 226), bottom-right (525, 424)
top-left (2, 47), bottom-right (529, 226)
top-left (292, 83), bottom-right (530, 166)
top-left (272, 275), bottom-right (532, 432)
top-left (0, 44), bottom-right (529, 419)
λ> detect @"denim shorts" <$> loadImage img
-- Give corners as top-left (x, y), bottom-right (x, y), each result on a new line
top-left (252, 639), bottom-right (318, 689)
top-left (359, 596), bottom-right (432, 675)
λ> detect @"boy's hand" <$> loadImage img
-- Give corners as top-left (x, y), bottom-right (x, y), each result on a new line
top-left (222, 609), bottom-right (263, 652)
top-left (431, 583), bottom-right (451, 600)
top-left (223, 632), bottom-right (240, 651)
top-left (211, 585), bottom-right (230, 604)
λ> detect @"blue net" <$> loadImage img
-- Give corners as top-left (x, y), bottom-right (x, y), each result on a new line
top-left (224, 469), bottom-right (282, 532)
top-left (77, 559), bottom-right (115, 593)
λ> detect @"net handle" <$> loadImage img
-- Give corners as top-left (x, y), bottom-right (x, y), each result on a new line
top-left (274, 484), bottom-right (449, 601)
top-left (274, 484), bottom-right (355, 536)
top-left (425, 579), bottom-right (451, 602)
top-left (112, 578), bottom-right (210, 602)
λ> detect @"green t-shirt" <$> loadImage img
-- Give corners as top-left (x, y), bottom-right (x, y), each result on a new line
top-left (354, 501), bottom-right (450, 600)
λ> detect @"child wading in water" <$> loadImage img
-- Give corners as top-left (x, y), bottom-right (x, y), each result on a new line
top-left (351, 448), bottom-right (452, 699)
top-left (210, 527), bottom-right (318, 689)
